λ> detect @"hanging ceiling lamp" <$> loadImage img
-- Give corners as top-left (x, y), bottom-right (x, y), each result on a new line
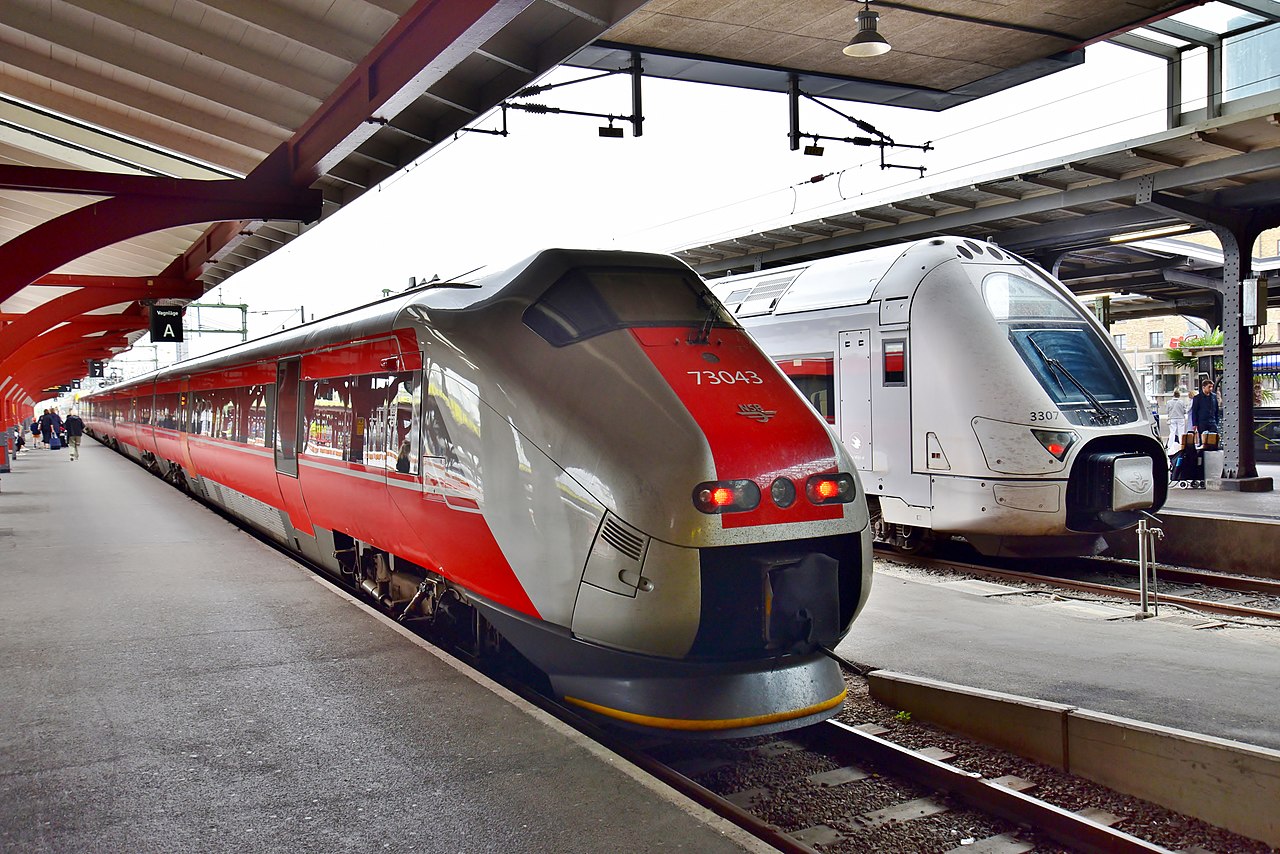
top-left (844, 1), bottom-right (891, 57)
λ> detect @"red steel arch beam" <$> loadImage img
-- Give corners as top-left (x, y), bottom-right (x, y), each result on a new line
top-left (2, 311), bottom-right (146, 371)
top-left (260, 0), bottom-right (532, 186)
top-left (19, 317), bottom-right (141, 365)
top-left (18, 340), bottom-right (128, 393)
top-left (0, 175), bottom-right (321, 303)
top-left (0, 276), bottom-right (200, 366)
top-left (179, 0), bottom-right (531, 279)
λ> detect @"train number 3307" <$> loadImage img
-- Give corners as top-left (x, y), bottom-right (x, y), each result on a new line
top-left (688, 370), bottom-right (765, 385)
top-left (1029, 410), bottom-right (1059, 422)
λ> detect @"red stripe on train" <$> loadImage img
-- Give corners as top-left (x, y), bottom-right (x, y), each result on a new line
top-left (631, 327), bottom-right (840, 528)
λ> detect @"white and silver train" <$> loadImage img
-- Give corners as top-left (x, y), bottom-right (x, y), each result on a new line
top-left (706, 236), bottom-right (1168, 557)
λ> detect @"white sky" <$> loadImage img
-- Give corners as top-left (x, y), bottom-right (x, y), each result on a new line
top-left (119, 40), bottom-right (1182, 373)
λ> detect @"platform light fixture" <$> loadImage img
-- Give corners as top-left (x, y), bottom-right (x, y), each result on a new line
top-left (1107, 223), bottom-right (1192, 244)
top-left (844, 1), bottom-right (891, 58)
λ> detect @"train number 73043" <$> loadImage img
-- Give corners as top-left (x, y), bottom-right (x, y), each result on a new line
top-left (687, 370), bottom-right (764, 385)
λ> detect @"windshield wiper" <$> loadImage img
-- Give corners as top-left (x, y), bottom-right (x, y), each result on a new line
top-left (1026, 334), bottom-right (1117, 424)
top-left (687, 291), bottom-right (721, 345)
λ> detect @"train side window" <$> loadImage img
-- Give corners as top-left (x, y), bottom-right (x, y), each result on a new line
top-left (213, 390), bottom-right (237, 441)
top-left (246, 385), bottom-right (271, 446)
top-left (777, 358), bottom-right (835, 423)
top-left (155, 393), bottom-right (178, 429)
top-left (385, 372), bottom-right (421, 477)
top-left (191, 391), bottom-right (216, 437)
top-left (302, 378), bottom-right (353, 462)
top-left (883, 340), bottom-right (907, 386)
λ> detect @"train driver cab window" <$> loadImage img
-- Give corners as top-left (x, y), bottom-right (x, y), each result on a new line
top-left (980, 270), bottom-right (1136, 425)
top-left (523, 266), bottom-right (736, 346)
top-left (883, 341), bottom-right (907, 386)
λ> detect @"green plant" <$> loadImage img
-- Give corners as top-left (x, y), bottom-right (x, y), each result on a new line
top-left (893, 710), bottom-right (912, 723)
top-left (1166, 327), bottom-right (1223, 368)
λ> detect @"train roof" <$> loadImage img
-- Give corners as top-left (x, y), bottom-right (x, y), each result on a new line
top-left (706, 236), bottom-right (1022, 318)
top-left (84, 248), bottom-right (689, 394)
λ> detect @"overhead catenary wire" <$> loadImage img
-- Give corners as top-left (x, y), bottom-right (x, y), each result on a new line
top-left (627, 22), bottom-right (1280, 239)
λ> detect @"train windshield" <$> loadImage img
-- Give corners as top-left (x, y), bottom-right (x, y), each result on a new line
top-left (523, 266), bottom-right (737, 347)
top-left (981, 271), bottom-right (1137, 424)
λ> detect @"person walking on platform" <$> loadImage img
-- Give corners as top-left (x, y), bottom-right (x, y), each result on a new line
top-left (1166, 389), bottom-right (1188, 447)
top-left (29, 416), bottom-right (41, 449)
top-left (64, 410), bottom-right (85, 461)
top-left (46, 409), bottom-right (64, 450)
top-left (39, 409), bottom-right (53, 449)
top-left (1189, 378), bottom-right (1221, 440)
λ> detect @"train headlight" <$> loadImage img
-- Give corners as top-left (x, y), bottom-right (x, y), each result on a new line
top-left (770, 476), bottom-right (797, 508)
top-left (1031, 429), bottom-right (1077, 461)
top-left (805, 472), bottom-right (857, 505)
top-left (693, 480), bottom-right (761, 514)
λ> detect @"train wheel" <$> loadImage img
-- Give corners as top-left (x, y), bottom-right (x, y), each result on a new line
top-left (895, 524), bottom-right (933, 555)
top-left (868, 500), bottom-right (892, 545)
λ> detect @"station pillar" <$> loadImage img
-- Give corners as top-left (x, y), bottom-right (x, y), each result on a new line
top-left (1138, 176), bottom-right (1278, 491)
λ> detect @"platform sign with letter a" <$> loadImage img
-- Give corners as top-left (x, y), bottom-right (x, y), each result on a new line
top-left (150, 306), bottom-right (184, 342)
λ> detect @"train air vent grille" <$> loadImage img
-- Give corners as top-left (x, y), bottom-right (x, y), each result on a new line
top-left (739, 275), bottom-right (799, 317)
top-left (724, 287), bottom-right (752, 311)
top-left (601, 518), bottom-right (645, 562)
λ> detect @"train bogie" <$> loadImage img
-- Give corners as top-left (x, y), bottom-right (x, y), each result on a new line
top-left (81, 248), bottom-right (873, 737)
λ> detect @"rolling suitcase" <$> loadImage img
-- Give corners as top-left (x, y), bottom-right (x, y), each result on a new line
top-left (49, 434), bottom-right (61, 450)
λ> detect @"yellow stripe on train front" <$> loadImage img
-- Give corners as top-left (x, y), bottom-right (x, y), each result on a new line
top-left (562, 688), bottom-right (848, 732)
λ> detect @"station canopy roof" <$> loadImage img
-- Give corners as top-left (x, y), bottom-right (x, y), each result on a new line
top-left (677, 104), bottom-right (1280, 323)
top-left (0, 0), bottom-right (1250, 399)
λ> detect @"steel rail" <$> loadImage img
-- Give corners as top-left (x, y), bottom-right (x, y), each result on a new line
top-left (876, 549), bottom-right (1280, 621)
top-left (809, 719), bottom-right (1173, 854)
top-left (1083, 559), bottom-right (1280, 598)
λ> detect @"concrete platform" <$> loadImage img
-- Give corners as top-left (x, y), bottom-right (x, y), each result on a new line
top-left (0, 442), bottom-right (763, 853)
top-left (837, 564), bottom-right (1280, 751)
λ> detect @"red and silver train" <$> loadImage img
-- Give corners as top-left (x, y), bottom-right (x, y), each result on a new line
top-left (82, 249), bottom-right (873, 736)
top-left (706, 237), bottom-right (1168, 557)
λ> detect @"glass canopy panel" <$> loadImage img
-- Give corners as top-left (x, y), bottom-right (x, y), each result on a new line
top-left (1225, 23), bottom-right (1280, 102)
top-left (1170, 2), bottom-right (1266, 34)
top-left (1131, 26), bottom-right (1189, 46)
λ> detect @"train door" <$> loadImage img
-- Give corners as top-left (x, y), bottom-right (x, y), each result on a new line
top-left (273, 356), bottom-right (314, 535)
top-left (274, 358), bottom-right (300, 477)
top-left (872, 330), bottom-right (930, 510)
top-left (837, 329), bottom-right (873, 471)
top-left (176, 375), bottom-right (196, 472)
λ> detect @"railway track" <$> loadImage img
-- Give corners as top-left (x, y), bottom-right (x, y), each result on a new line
top-left (192, 485), bottom-right (1267, 852)
top-left (473, 654), bottom-right (1280, 853)
top-left (875, 545), bottom-right (1280, 623)
top-left (632, 718), bottom-right (1168, 853)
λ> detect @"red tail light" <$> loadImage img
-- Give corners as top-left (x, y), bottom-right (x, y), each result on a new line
top-left (805, 472), bottom-right (857, 505)
top-left (1031, 428), bottom-right (1076, 461)
top-left (693, 480), bottom-right (761, 514)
